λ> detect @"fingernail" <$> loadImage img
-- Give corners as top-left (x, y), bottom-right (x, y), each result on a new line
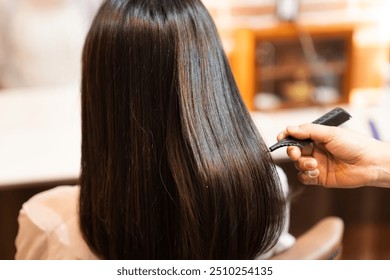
top-left (306, 169), bottom-right (319, 178)
top-left (304, 160), bottom-right (316, 169)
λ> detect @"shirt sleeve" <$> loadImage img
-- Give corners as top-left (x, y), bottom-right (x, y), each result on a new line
top-left (15, 207), bottom-right (49, 259)
top-left (15, 186), bottom-right (79, 259)
top-left (15, 186), bottom-right (97, 260)
top-left (15, 189), bottom-right (69, 259)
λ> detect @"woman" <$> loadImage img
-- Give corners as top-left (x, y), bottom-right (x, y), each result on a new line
top-left (16, 0), bottom-right (292, 259)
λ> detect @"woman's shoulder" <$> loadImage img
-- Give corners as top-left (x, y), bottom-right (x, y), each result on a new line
top-left (25, 185), bottom-right (80, 204)
top-left (20, 186), bottom-right (80, 230)
top-left (15, 185), bottom-right (97, 259)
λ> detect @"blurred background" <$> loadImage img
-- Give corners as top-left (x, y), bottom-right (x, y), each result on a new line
top-left (1, 0), bottom-right (390, 259)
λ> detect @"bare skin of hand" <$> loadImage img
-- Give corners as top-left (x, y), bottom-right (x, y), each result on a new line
top-left (277, 123), bottom-right (390, 188)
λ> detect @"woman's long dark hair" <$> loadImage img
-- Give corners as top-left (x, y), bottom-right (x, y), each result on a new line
top-left (80, 0), bottom-right (285, 259)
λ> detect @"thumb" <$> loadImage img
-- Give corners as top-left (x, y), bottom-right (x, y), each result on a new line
top-left (286, 123), bottom-right (337, 143)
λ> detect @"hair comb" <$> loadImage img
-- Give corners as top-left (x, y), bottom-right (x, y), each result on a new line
top-left (269, 107), bottom-right (352, 152)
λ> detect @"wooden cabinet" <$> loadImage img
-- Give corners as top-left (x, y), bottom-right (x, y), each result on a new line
top-left (229, 23), bottom-right (388, 111)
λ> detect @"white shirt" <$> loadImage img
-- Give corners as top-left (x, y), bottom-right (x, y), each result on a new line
top-left (15, 185), bottom-right (97, 259)
top-left (15, 167), bottom-right (295, 259)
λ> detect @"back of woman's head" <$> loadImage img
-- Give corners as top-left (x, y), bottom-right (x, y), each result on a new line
top-left (80, 0), bottom-right (285, 259)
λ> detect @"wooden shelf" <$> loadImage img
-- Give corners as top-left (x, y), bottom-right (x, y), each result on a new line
top-left (259, 61), bottom-right (347, 81)
top-left (229, 23), bottom-right (388, 111)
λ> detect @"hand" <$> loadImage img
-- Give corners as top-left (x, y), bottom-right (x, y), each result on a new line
top-left (277, 123), bottom-right (388, 188)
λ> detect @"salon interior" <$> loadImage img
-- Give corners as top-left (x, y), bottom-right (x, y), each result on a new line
top-left (1, 0), bottom-right (390, 260)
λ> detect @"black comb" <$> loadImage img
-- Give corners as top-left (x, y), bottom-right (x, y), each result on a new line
top-left (269, 107), bottom-right (351, 152)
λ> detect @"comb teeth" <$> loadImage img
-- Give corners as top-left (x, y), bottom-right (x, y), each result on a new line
top-left (269, 137), bottom-right (312, 152)
top-left (268, 107), bottom-right (352, 152)
top-left (311, 107), bottom-right (351, 126)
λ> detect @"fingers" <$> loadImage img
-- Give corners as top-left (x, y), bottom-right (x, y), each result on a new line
top-left (286, 123), bottom-right (335, 143)
top-left (278, 123), bottom-right (336, 143)
top-left (294, 157), bottom-right (318, 171)
top-left (277, 125), bottom-right (323, 186)
top-left (298, 170), bottom-right (320, 185)
top-left (277, 131), bottom-right (289, 141)
top-left (286, 144), bottom-right (313, 160)
top-left (287, 147), bottom-right (320, 185)
top-left (286, 146), bottom-right (301, 160)
top-left (277, 124), bottom-right (309, 141)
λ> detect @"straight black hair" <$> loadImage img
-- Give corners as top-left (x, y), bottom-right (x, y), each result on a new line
top-left (79, 0), bottom-right (285, 259)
